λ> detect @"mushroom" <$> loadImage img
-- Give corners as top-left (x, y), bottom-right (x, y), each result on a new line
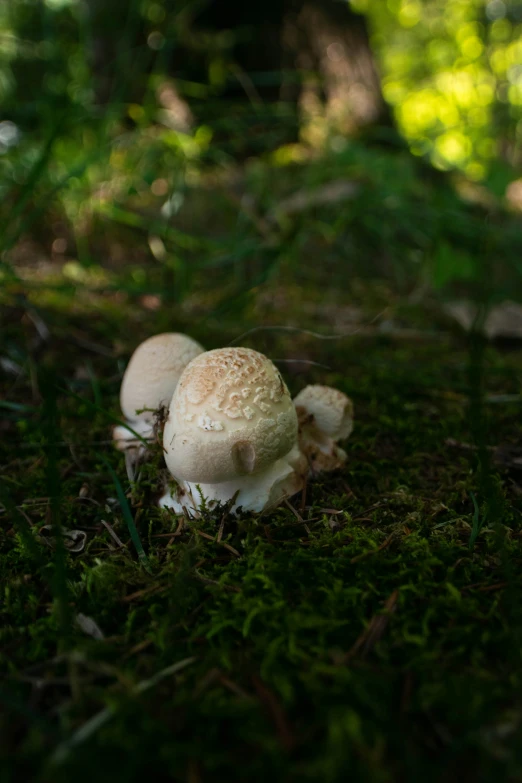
top-left (159, 347), bottom-right (307, 515)
top-left (293, 385), bottom-right (353, 473)
top-left (113, 333), bottom-right (204, 473)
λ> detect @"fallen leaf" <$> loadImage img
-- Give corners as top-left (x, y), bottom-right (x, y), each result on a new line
top-left (39, 526), bottom-right (87, 553)
top-left (76, 613), bottom-right (105, 640)
top-left (446, 300), bottom-right (522, 340)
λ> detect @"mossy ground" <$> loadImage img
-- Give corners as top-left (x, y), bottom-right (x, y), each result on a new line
top-left (2, 152), bottom-right (522, 782)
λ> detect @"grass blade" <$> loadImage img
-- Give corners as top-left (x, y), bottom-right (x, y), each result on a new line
top-left (468, 491), bottom-right (483, 549)
top-left (98, 455), bottom-right (151, 573)
top-left (50, 656), bottom-right (196, 765)
top-left (59, 386), bottom-right (150, 447)
top-left (40, 368), bottom-right (72, 645)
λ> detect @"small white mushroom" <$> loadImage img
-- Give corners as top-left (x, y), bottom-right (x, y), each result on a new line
top-left (160, 347), bottom-right (306, 515)
top-left (113, 333), bottom-right (204, 467)
top-left (293, 384), bottom-right (353, 473)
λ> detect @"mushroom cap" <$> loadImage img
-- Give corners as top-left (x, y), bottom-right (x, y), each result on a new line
top-left (163, 347), bottom-right (298, 484)
top-left (120, 333), bottom-right (204, 422)
top-left (293, 385), bottom-right (353, 440)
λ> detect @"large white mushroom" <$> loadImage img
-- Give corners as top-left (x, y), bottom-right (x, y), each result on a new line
top-left (293, 384), bottom-right (353, 473)
top-left (160, 347), bottom-right (307, 515)
top-left (113, 333), bottom-right (204, 469)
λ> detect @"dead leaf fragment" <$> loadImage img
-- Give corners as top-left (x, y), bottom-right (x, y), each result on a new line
top-left (39, 526), bottom-right (87, 553)
top-left (76, 613), bottom-right (105, 640)
top-left (445, 301), bottom-right (522, 340)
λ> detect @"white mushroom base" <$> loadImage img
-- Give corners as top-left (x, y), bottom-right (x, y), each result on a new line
top-left (113, 418), bottom-right (155, 452)
top-left (159, 446), bottom-right (306, 516)
top-left (113, 419), bottom-right (156, 481)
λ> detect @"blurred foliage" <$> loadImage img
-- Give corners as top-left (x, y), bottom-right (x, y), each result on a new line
top-left (1, 0), bottom-right (521, 185)
top-left (0, 0), bottom-right (521, 299)
top-left (354, 0), bottom-right (522, 182)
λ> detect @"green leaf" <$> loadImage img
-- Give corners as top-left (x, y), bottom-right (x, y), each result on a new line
top-left (432, 242), bottom-right (477, 289)
top-left (468, 491), bottom-right (484, 550)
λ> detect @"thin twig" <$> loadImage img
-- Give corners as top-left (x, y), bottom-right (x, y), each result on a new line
top-left (222, 542), bottom-right (241, 557)
top-left (121, 584), bottom-right (166, 603)
top-left (342, 590), bottom-right (399, 663)
top-left (100, 519), bottom-right (126, 549)
top-left (461, 581), bottom-right (508, 593)
top-left (195, 529), bottom-right (214, 542)
top-left (272, 358), bottom-right (332, 371)
top-left (228, 310), bottom-right (388, 346)
top-left (192, 572), bottom-right (241, 593)
top-left (216, 514), bottom-right (226, 543)
top-left (218, 674), bottom-right (253, 700)
top-left (251, 675), bottom-right (295, 752)
top-left (123, 639), bottom-right (153, 658)
top-left (51, 657), bottom-right (196, 765)
top-left (284, 498), bottom-right (303, 522)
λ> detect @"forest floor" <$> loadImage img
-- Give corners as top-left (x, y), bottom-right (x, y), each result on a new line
top-left (2, 143), bottom-right (522, 782)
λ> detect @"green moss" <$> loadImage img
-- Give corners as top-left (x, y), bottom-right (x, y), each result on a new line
top-left (2, 152), bottom-right (522, 782)
top-left (2, 308), bottom-right (522, 783)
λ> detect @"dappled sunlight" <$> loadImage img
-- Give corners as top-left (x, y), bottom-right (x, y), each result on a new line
top-left (0, 0), bottom-right (520, 303)
top-left (353, 0), bottom-right (522, 178)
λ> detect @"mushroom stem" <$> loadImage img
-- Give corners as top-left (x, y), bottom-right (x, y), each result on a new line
top-left (113, 332), bottom-right (204, 460)
top-left (159, 445), bottom-right (306, 516)
top-left (161, 347), bottom-right (303, 515)
top-left (113, 419), bottom-right (155, 481)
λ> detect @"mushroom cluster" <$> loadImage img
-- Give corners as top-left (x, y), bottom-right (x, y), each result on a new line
top-left (160, 347), bottom-right (307, 514)
top-left (114, 336), bottom-right (353, 515)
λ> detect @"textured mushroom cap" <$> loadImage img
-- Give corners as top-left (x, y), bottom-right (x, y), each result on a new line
top-left (163, 347), bottom-right (298, 483)
top-left (293, 385), bottom-right (353, 440)
top-left (120, 333), bottom-right (204, 422)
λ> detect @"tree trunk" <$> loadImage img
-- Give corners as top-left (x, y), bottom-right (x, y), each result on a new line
top-left (86, 0), bottom-right (394, 146)
top-left (284, 1), bottom-right (394, 133)
top-left (187, 0), bottom-right (393, 131)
